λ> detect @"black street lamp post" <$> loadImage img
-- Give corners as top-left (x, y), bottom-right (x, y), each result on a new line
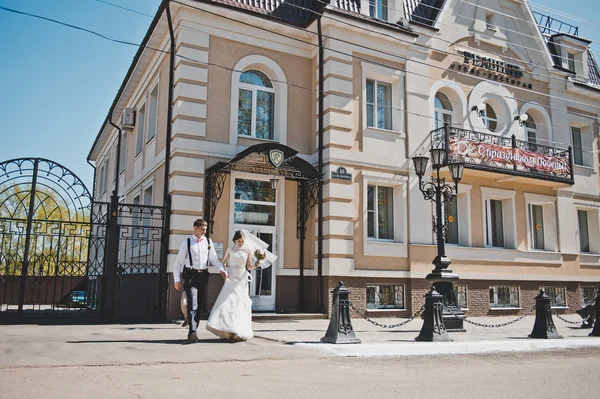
top-left (413, 147), bottom-right (466, 332)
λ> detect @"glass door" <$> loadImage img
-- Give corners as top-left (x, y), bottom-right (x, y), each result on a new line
top-left (232, 177), bottom-right (277, 312)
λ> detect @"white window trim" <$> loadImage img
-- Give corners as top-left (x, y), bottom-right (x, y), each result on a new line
top-left (361, 61), bottom-right (405, 137)
top-left (481, 187), bottom-right (517, 249)
top-left (524, 193), bottom-right (558, 252)
top-left (146, 80), bottom-right (160, 145)
top-left (489, 285), bottom-right (521, 308)
top-left (135, 101), bottom-right (147, 158)
top-left (366, 284), bottom-right (406, 310)
top-left (429, 81), bottom-right (468, 132)
top-left (229, 55), bottom-right (287, 146)
top-left (518, 103), bottom-right (553, 143)
top-left (574, 203), bottom-right (600, 254)
top-left (442, 183), bottom-right (472, 247)
top-left (362, 174), bottom-right (407, 257)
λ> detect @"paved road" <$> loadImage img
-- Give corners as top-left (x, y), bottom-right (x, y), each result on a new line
top-left (2, 347), bottom-right (598, 398)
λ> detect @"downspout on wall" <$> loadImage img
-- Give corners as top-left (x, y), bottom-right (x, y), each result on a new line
top-left (317, 16), bottom-right (324, 313)
top-left (160, 0), bottom-right (176, 319)
top-left (108, 121), bottom-right (122, 197)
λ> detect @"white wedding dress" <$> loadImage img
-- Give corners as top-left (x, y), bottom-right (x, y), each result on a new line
top-left (206, 247), bottom-right (253, 340)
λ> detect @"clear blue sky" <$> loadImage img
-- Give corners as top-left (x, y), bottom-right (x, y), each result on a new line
top-left (0, 0), bottom-right (598, 191)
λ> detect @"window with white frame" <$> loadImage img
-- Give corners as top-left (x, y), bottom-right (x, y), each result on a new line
top-left (366, 285), bottom-right (404, 309)
top-left (524, 113), bottom-right (537, 150)
top-left (366, 79), bottom-right (392, 130)
top-left (441, 184), bottom-right (472, 247)
top-left (363, 175), bottom-right (406, 257)
top-left (140, 185), bottom-right (153, 257)
top-left (542, 286), bottom-right (567, 307)
top-left (98, 163), bottom-right (106, 197)
top-left (361, 62), bottom-right (404, 134)
top-left (571, 126), bottom-right (584, 166)
top-left (525, 194), bottom-right (558, 252)
top-left (367, 184), bottom-right (394, 240)
top-left (136, 103), bottom-right (146, 156)
top-left (453, 285), bottom-right (468, 309)
top-left (581, 286), bottom-right (597, 306)
top-left (481, 103), bottom-right (498, 132)
top-left (119, 134), bottom-right (127, 174)
top-left (482, 187), bottom-right (516, 249)
top-left (567, 53), bottom-right (576, 72)
top-left (147, 84), bottom-right (158, 143)
top-left (113, 142), bottom-right (118, 182)
top-left (237, 70), bottom-right (274, 140)
top-left (578, 209), bottom-right (590, 253)
top-left (368, 0), bottom-right (388, 21)
top-left (490, 286), bottom-right (520, 308)
top-left (434, 92), bottom-right (453, 130)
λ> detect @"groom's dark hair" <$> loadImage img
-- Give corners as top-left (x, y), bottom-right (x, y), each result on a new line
top-left (232, 230), bottom-right (244, 242)
top-left (193, 219), bottom-right (208, 228)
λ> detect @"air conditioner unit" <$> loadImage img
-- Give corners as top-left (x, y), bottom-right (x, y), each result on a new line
top-left (121, 108), bottom-right (136, 129)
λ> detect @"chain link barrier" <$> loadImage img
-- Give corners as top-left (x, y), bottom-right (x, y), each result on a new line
top-left (551, 309), bottom-right (584, 325)
top-left (443, 305), bottom-right (537, 328)
top-left (348, 301), bottom-right (426, 329)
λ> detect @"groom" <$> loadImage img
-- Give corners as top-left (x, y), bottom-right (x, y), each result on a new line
top-left (173, 219), bottom-right (228, 342)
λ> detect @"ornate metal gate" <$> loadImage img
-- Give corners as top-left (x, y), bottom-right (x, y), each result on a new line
top-left (0, 158), bottom-right (167, 322)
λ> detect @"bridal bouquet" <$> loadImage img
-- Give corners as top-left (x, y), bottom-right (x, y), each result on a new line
top-left (254, 248), bottom-right (266, 261)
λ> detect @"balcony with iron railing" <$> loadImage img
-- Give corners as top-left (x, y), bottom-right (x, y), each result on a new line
top-left (430, 125), bottom-right (574, 184)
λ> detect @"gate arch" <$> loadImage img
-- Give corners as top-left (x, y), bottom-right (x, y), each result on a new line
top-left (0, 158), bottom-right (107, 318)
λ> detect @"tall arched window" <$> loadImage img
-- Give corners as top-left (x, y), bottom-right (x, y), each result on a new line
top-left (237, 70), bottom-right (275, 140)
top-left (524, 113), bottom-right (536, 143)
top-left (434, 92), bottom-right (453, 130)
top-left (481, 103), bottom-right (498, 132)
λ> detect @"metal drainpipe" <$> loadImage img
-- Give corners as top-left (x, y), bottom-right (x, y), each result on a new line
top-left (160, 0), bottom-right (175, 320)
top-left (317, 16), bottom-right (324, 313)
top-left (108, 120), bottom-right (122, 197)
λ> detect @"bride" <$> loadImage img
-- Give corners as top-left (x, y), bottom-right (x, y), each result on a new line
top-left (206, 230), bottom-right (260, 342)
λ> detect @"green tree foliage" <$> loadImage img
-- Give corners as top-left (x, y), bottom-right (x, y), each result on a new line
top-left (0, 184), bottom-right (91, 277)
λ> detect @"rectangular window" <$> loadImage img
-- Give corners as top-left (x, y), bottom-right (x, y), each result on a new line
top-left (366, 285), bottom-right (404, 309)
top-left (255, 90), bottom-right (274, 140)
top-left (568, 53), bottom-right (576, 72)
top-left (444, 197), bottom-right (459, 244)
top-left (366, 79), bottom-right (392, 130)
top-left (367, 185), bottom-right (394, 240)
top-left (136, 104), bottom-right (146, 156)
top-left (237, 89), bottom-right (252, 136)
top-left (113, 143), bottom-right (118, 182)
top-left (571, 127), bottom-right (583, 166)
top-left (542, 286), bottom-right (567, 307)
top-left (147, 85), bottom-right (158, 142)
top-left (453, 285), bottom-right (468, 309)
top-left (368, 0), bottom-right (388, 21)
top-left (233, 179), bottom-right (276, 226)
top-left (578, 209), bottom-right (590, 253)
top-left (582, 287), bottom-right (597, 307)
top-left (530, 204), bottom-right (545, 250)
top-left (489, 286), bottom-right (519, 308)
top-left (485, 199), bottom-right (504, 247)
top-left (131, 195), bottom-right (141, 258)
top-left (98, 164), bottom-right (106, 195)
top-left (119, 135), bottom-right (127, 174)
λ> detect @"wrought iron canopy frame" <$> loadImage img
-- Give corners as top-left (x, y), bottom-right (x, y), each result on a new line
top-left (203, 143), bottom-right (321, 237)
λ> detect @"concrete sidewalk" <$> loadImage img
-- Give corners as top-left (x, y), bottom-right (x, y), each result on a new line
top-left (1, 313), bottom-right (599, 368)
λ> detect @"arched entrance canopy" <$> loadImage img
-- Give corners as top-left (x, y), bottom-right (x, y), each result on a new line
top-left (204, 143), bottom-right (321, 238)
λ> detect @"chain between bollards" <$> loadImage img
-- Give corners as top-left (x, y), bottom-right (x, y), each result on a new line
top-left (551, 309), bottom-right (585, 325)
top-left (349, 301), bottom-right (426, 329)
top-left (443, 305), bottom-right (536, 328)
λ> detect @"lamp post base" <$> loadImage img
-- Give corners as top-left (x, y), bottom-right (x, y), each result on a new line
top-left (426, 279), bottom-right (466, 332)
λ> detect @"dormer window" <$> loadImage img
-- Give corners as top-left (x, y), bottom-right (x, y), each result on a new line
top-left (567, 53), bottom-right (576, 72)
top-left (369, 0), bottom-right (388, 21)
top-left (485, 12), bottom-right (497, 31)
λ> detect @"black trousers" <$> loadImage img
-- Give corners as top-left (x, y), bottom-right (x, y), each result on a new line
top-left (182, 268), bottom-right (210, 334)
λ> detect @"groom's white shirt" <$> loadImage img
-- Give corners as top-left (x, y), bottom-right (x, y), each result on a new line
top-left (172, 235), bottom-right (224, 283)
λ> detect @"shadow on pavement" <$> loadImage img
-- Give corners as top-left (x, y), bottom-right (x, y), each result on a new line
top-left (66, 338), bottom-right (228, 345)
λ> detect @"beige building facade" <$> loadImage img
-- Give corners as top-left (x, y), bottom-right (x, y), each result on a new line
top-left (88, 0), bottom-right (600, 320)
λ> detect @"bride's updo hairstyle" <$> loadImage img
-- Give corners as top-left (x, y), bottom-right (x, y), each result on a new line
top-left (232, 230), bottom-right (244, 243)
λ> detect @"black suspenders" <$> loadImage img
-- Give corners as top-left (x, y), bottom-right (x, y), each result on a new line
top-left (186, 237), bottom-right (211, 269)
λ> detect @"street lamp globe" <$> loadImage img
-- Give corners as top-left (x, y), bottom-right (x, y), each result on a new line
top-left (448, 161), bottom-right (465, 184)
top-left (412, 156), bottom-right (429, 178)
top-left (430, 148), bottom-right (447, 169)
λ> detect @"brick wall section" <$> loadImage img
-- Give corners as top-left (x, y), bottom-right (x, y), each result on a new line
top-left (166, 275), bottom-right (590, 320)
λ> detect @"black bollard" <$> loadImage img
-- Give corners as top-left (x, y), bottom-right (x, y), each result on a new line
top-left (529, 289), bottom-right (562, 339)
top-left (321, 281), bottom-right (360, 344)
top-left (415, 286), bottom-right (452, 342)
top-left (589, 287), bottom-right (600, 337)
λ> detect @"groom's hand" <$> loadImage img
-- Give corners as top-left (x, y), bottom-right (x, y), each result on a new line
top-left (174, 281), bottom-right (182, 291)
top-left (220, 269), bottom-right (228, 280)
